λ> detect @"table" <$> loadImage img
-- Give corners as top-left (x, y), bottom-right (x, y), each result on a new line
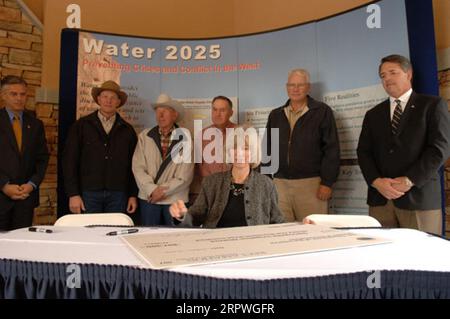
top-left (0, 226), bottom-right (449, 298)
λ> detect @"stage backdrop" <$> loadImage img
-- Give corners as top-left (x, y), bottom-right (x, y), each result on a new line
top-left (58, 0), bottom-right (435, 217)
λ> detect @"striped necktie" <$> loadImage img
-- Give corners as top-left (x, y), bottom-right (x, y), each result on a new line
top-left (391, 99), bottom-right (402, 135)
top-left (12, 114), bottom-right (22, 151)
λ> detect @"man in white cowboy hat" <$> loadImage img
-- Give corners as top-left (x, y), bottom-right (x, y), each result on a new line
top-left (63, 80), bottom-right (138, 215)
top-left (132, 93), bottom-right (193, 226)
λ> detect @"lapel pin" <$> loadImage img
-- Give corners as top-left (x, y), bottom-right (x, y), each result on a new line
top-left (27, 125), bottom-right (31, 129)
top-left (410, 105), bottom-right (415, 109)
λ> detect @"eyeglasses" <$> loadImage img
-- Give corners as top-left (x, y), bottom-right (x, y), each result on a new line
top-left (286, 83), bottom-right (308, 89)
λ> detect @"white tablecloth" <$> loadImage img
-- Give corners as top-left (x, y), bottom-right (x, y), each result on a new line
top-left (0, 226), bottom-right (449, 280)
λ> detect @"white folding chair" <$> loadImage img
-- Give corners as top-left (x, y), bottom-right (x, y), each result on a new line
top-left (54, 213), bottom-right (134, 227)
top-left (303, 214), bottom-right (381, 228)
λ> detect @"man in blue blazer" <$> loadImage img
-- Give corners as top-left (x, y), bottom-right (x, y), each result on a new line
top-left (0, 76), bottom-right (49, 230)
top-left (357, 54), bottom-right (450, 235)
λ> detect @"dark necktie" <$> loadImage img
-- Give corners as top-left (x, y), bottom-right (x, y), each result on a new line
top-left (391, 99), bottom-right (402, 135)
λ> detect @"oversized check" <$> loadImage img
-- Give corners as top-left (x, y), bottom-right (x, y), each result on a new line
top-left (121, 223), bottom-right (390, 269)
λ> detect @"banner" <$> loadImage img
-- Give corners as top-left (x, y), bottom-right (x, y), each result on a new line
top-left (60, 0), bottom-right (411, 214)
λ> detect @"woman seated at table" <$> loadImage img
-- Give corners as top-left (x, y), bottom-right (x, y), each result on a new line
top-left (169, 124), bottom-right (285, 227)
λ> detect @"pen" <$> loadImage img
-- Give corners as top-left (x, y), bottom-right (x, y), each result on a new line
top-left (106, 228), bottom-right (139, 236)
top-left (28, 227), bottom-right (53, 234)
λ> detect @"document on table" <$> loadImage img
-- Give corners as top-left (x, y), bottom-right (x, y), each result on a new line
top-left (121, 223), bottom-right (391, 269)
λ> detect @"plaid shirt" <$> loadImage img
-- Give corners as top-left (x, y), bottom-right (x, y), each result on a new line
top-left (159, 126), bottom-right (175, 159)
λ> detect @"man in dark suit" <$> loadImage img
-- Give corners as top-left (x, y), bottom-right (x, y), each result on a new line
top-left (0, 76), bottom-right (49, 230)
top-left (357, 54), bottom-right (450, 235)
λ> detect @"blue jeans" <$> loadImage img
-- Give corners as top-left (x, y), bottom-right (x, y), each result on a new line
top-left (82, 191), bottom-right (128, 213)
top-left (139, 200), bottom-right (174, 226)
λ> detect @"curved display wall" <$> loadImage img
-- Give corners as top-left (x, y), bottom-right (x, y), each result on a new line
top-left (59, 0), bottom-right (435, 215)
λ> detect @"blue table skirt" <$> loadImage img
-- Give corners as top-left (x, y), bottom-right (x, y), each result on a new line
top-left (1, 259), bottom-right (449, 299)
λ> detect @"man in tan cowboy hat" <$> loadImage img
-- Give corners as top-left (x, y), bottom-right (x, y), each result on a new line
top-left (63, 80), bottom-right (138, 215)
top-left (132, 93), bottom-right (193, 226)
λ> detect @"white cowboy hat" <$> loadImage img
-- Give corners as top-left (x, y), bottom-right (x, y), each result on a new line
top-left (152, 93), bottom-right (184, 122)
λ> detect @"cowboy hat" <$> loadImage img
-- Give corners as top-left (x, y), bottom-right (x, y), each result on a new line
top-left (91, 81), bottom-right (128, 107)
top-left (152, 93), bottom-right (184, 122)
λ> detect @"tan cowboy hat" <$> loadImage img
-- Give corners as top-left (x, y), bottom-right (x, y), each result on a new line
top-left (91, 81), bottom-right (128, 107)
top-left (152, 93), bottom-right (184, 122)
